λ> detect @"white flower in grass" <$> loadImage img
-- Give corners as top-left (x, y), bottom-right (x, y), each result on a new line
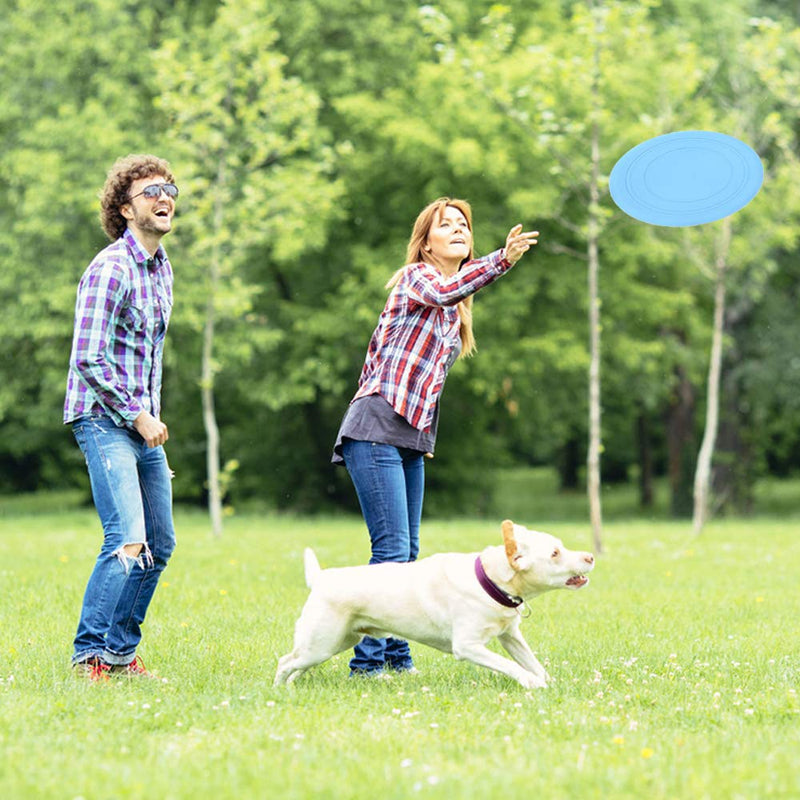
top-left (400, 759), bottom-right (413, 769)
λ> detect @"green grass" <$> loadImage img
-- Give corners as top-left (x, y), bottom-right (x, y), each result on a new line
top-left (1, 502), bottom-right (799, 799)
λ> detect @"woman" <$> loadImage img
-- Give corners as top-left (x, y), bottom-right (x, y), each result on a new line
top-left (332, 197), bottom-right (538, 676)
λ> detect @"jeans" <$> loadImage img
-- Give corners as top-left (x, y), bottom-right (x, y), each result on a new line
top-left (71, 414), bottom-right (176, 666)
top-left (341, 439), bottom-right (424, 673)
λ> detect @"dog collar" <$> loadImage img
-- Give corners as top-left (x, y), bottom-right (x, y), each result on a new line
top-left (474, 556), bottom-right (523, 608)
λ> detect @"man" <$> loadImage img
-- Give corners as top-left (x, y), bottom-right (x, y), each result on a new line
top-left (64, 154), bottom-right (179, 680)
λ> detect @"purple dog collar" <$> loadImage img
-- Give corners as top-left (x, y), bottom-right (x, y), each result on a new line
top-left (474, 556), bottom-right (523, 609)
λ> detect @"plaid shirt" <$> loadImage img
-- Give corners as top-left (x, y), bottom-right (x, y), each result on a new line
top-left (64, 228), bottom-right (173, 427)
top-left (353, 248), bottom-right (513, 431)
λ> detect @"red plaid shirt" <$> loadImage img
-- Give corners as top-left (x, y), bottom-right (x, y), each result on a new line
top-left (352, 249), bottom-right (513, 431)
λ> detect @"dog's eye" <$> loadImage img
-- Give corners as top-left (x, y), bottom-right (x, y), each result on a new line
top-left (551, 548), bottom-right (560, 559)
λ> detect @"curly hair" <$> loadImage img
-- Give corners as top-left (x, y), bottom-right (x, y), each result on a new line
top-left (99, 154), bottom-right (175, 241)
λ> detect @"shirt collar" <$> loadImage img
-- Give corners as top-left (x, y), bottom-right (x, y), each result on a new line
top-left (123, 228), bottom-right (167, 271)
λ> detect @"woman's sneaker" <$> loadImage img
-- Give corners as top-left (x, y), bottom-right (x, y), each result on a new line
top-left (110, 655), bottom-right (157, 679)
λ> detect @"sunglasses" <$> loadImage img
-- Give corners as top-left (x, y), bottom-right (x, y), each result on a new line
top-left (128, 183), bottom-right (179, 201)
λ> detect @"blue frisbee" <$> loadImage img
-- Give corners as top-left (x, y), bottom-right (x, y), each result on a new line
top-left (609, 131), bottom-right (763, 227)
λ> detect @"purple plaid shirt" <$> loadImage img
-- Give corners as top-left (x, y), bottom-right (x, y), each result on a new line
top-left (64, 228), bottom-right (173, 427)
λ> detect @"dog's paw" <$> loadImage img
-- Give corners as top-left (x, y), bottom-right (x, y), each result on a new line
top-left (518, 671), bottom-right (548, 689)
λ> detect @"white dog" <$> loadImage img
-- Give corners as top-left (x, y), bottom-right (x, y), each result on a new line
top-left (274, 520), bottom-right (594, 689)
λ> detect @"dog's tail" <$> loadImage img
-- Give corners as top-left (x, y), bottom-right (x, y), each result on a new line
top-left (304, 547), bottom-right (322, 588)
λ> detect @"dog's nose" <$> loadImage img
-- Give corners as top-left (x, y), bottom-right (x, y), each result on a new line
top-left (585, 554), bottom-right (594, 565)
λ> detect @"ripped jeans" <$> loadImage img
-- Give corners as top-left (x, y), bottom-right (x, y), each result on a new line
top-left (71, 413), bottom-right (176, 666)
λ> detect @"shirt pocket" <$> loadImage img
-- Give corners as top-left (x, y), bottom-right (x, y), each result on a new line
top-left (435, 306), bottom-right (460, 340)
top-left (120, 301), bottom-right (156, 334)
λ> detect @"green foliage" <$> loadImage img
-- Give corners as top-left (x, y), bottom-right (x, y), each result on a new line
top-left (3, 0), bottom-right (800, 516)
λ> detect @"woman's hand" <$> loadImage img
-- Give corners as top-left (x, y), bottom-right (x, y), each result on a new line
top-left (504, 224), bottom-right (539, 265)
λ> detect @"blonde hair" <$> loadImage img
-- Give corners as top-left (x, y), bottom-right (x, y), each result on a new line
top-left (387, 197), bottom-right (476, 357)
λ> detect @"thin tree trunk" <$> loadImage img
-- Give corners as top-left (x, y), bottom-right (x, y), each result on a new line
top-left (636, 411), bottom-right (654, 508)
top-left (202, 158), bottom-right (226, 537)
top-left (693, 218), bottom-right (732, 534)
top-left (202, 300), bottom-right (222, 537)
top-left (666, 361), bottom-right (696, 517)
top-left (586, 1), bottom-right (603, 553)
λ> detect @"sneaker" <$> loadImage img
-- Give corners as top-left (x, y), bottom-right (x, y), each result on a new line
top-left (386, 659), bottom-right (419, 674)
top-left (74, 657), bottom-right (111, 682)
top-left (349, 668), bottom-right (392, 680)
top-left (110, 655), bottom-right (157, 679)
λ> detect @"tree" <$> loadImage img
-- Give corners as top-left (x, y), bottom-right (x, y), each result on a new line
top-left (0, 0), bottom-right (170, 490)
top-left (416, 1), bottom-right (711, 530)
top-left (155, 0), bottom-right (343, 533)
top-left (690, 14), bottom-right (800, 531)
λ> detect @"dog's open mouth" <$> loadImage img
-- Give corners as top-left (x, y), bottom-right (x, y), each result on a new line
top-left (566, 574), bottom-right (589, 588)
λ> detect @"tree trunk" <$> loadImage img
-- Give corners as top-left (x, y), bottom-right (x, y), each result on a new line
top-left (636, 410), bottom-right (654, 508)
top-left (558, 435), bottom-right (581, 490)
top-left (202, 158), bottom-right (226, 538)
top-left (693, 218), bottom-right (732, 534)
top-left (586, 5), bottom-right (603, 553)
top-left (666, 362), bottom-right (696, 518)
top-left (713, 377), bottom-right (755, 516)
top-left (202, 299), bottom-right (223, 537)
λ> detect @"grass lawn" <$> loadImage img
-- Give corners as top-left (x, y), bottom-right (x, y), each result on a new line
top-left (1, 491), bottom-right (798, 799)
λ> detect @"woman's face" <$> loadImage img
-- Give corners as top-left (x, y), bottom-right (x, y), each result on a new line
top-left (425, 205), bottom-right (472, 271)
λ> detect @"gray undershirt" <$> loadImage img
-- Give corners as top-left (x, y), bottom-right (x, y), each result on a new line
top-left (331, 338), bottom-right (461, 465)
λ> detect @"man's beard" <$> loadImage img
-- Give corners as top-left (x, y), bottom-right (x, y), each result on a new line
top-left (132, 207), bottom-right (171, 236)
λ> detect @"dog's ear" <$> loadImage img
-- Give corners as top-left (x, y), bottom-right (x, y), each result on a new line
top-left (502, 519), bottom-right (521, 568)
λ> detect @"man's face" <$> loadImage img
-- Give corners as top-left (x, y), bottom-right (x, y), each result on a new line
top-left (122, 175), bottom-right (176, 240)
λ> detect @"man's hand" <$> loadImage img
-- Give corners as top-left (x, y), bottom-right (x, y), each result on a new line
top-left (133, 410), bottom-right (169, 448)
